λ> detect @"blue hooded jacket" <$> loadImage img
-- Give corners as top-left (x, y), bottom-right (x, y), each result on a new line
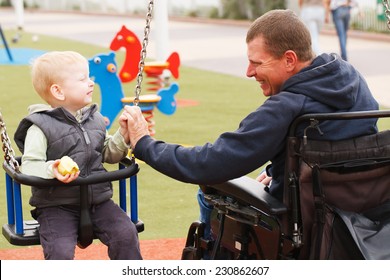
top-left (133, 53), bottom-right (379, 200)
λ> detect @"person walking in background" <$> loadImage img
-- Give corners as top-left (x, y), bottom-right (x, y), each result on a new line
top-left (299, 0), bottom-right (327, 56)
top-left (325, 0), bottom-right (360, 61)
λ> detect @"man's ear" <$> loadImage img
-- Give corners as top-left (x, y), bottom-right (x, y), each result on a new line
top-left (50, 84), bottom-right (65, 101)
top-left (284, 50), bottom-right (298, 72)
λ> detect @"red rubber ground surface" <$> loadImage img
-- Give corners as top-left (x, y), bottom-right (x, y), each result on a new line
top-left (0, 238), bottom-right (186, 260)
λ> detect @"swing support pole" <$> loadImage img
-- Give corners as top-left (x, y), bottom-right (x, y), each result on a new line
top-left (0, 24), bottom-right (13, 62)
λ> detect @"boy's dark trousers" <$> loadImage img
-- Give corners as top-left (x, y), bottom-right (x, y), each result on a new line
top-left (34, 199), bottom-right (142, 260)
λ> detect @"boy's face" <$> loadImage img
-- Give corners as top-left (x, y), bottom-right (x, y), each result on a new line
top-left (55, 60), bottom-right (94, 114)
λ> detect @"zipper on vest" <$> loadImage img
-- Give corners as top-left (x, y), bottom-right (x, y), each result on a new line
top-left (78, 123), bottom-right (92, 205)
top-left (62, 108), bottom-right (91, 146)
top-left (80, 125), bottom-right (91, 145)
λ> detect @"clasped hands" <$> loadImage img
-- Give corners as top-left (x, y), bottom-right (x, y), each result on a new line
top-left (119, 105), bottom-right (273, 187)
top-left (119, 105), bottom-right (151, 149)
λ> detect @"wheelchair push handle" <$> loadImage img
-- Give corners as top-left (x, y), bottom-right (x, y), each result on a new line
top-left (289, 110), bottom-right (390, 137)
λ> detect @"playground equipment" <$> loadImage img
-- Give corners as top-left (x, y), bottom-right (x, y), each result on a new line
top-left (90, 22), bottom-right (181, 134)
top-left (109, 25), bottom-right (180, 84)
top-left (143, 52), bottom-right (180, 92)
top-left (0, 0), bottom-right (160, 250)
top-left (88, 52), bottom-right (124, 129)
top-left (0, 111), bottom-right (143, 248)
top-left (89, 50), bottom-right (180, 133)
top-left (121, 82), bottom-right (179, 136)
top-left (130, 52), bottom-right (180, 134)
top-left (3, 0), bottom-right (390, 260)
top-left (122, 94), bottom-right (161, 136)
top-left (0, 24), bottom-right (13, 62)
top-left (382, 0), bottom-right (390, 28)
top-left (155, 82), bottom-right (179, 116)
top-left (109, 25), bottom-right (141, 83)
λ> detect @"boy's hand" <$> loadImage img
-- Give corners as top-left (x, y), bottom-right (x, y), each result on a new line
top-left (53, 159), bottom-right (80, 183)
top-left (119, 111), bottom-right (131, 145)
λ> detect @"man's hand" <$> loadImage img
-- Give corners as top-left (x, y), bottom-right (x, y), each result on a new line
top-left (256, 171), bottom-right (272, 186)
top-left (123, 105), bottom-right (150, 149)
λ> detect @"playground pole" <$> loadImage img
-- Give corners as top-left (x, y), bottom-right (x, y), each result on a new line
top-left (14, 0), bottom-right (24, 30)
top-left (0, 25), bottom-right (13, 62)
top-left (154, 0), bottom-right (170, 61)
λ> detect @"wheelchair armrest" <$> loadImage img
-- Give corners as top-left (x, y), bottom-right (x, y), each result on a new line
top-left (201, 176), bottom-right (288, 216)
top-left (2, 157), bottom-right (139, 188)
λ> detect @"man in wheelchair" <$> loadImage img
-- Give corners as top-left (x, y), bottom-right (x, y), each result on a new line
top-left (123, 9), bottom-right (389, 259)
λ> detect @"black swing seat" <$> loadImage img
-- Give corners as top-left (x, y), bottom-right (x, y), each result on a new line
top-left (2, 220), bottom-right (40, 246)
top-left (182, 110), bottom-right (390, 260)
top-left (2, 156), bottom-right (143, 247)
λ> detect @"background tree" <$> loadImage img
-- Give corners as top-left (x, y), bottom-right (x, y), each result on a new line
top-left (220, 0), bottom-right (286, 20)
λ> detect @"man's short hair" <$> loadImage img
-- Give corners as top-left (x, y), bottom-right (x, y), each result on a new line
top-left (246, 9), bottom-right (314, 61)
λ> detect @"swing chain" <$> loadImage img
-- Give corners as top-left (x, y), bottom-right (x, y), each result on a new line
top-left (383, 0), bottom-right (390, 30)
top-left (133, 0), bottom-right (154, 106)
top-left (0, 112), bottom-right (20, 172)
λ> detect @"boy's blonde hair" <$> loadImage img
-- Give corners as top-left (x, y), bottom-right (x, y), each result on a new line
top-left (30, 51), bottom-right (87, 101)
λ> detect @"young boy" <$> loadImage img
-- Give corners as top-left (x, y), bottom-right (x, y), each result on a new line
top-left (14, 51), bottom-right (142, 260)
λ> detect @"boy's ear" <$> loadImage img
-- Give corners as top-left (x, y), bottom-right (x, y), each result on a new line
top-left (50, 84), bottom-right (65, 101)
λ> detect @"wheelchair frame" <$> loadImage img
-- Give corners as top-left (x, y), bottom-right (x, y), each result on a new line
top-left (182, 110), bottom-right (390, 260)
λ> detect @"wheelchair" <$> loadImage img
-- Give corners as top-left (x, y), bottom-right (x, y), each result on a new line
top-left (2, 156), bottom-right (143, 249)
top-left (181, 110), bottom-right (390, 260)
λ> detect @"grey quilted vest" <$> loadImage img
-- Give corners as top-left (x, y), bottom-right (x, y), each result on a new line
top-left (14, 105), bottom-right (113, 208)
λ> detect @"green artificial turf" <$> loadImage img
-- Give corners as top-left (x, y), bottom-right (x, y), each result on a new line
top-left (0, 28), bottom-right (263, 249)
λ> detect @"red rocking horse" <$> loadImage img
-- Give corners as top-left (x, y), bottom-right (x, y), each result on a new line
top-left (109, 25), bottom-right (180, 84)
top-left (109, 25), bottom-right (142, 83)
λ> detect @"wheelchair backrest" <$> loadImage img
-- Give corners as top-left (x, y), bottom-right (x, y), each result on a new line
top-left (285, 111), bottom-right (390, 259)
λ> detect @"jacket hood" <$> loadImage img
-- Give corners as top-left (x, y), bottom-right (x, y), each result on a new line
top-left (27, 104), bottom-right (52, 114)
top-left (27, 104), bottom-right (98, 123)
top-left (282, 53), bottom-right (361, 110)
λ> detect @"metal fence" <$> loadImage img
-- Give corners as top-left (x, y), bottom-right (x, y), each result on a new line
top-left (350, 0), bottom-right (389, 33)
top-left (8, 0), bottom-right (390, 33)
